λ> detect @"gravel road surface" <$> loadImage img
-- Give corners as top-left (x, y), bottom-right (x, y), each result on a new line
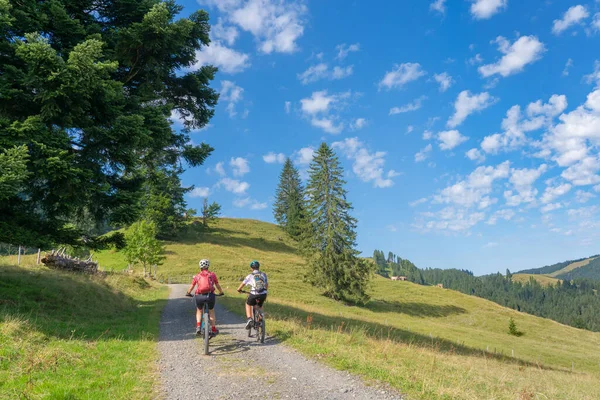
top-left (157, 284), bottom-right (403, 400)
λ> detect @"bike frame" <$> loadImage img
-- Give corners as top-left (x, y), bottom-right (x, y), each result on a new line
top-left (240, 290), bottom-right (266, 343)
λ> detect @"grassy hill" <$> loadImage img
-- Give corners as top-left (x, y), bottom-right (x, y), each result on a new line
top-left (0, 263), bottom-right (168, 399)
top-left (512, 273), bottom-right (561, 286)
top-left (3, 218), bottom-right (600, 399)
top-left (95, 218), bottom-right (600, 399)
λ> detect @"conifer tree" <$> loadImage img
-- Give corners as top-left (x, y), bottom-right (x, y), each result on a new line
top-left (273, 158), bottom-right (305, 239)
top-left (304, 143), bottom-right (373, 303)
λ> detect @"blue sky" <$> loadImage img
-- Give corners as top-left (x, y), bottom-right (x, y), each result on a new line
top-left (173, 0), bottom-right (600, 275)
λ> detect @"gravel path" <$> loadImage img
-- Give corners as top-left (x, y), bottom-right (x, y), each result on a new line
top-left (157, 284), bottom-right (403, 400)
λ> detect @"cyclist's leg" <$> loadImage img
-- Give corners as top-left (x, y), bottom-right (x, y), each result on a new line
top-left (194, 295), bottom-right (209, 332)
top-left (207, 293), bottom-right (217, 330)
top-left (245, 295), bottom-right (257, 329)
top-left (255, 294), bottom-right (267, 319)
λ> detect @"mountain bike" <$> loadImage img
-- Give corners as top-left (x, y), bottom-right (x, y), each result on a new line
top-left (186, 292), bottom-right (224, 355)
top-left (239, 290), bottom-right (265, 343)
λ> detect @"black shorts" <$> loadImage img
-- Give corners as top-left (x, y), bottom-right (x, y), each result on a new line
top-left (195, 293), bottom-right (216, 310)
top-left (246, 293), bottom-right (267, 307)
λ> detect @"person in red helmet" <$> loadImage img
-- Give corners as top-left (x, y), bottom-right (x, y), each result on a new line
top-left (186, 259), bottom-right (224, 336)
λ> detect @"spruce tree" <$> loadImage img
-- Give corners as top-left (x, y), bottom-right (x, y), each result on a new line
top-left (0, 0), bottom-right (218, 246)
top-left (304, 143), bottom-right (373, 303)
top-left (273, 158), bottom-right (305, 239)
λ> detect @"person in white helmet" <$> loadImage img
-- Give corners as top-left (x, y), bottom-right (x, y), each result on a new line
top-left (186, 259), bottom-right (224, 336)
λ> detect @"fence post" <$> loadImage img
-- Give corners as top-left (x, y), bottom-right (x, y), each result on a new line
top-left (17, 245), bottom-right (22, 265)
top-left (37, 249), bottom-right (41, 265)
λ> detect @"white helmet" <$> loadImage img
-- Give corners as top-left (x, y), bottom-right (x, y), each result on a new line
top-left (199, 259), bottom-right (210, 269)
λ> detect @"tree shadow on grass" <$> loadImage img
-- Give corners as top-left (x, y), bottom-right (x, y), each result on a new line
top-left (176, 227), bottom-right (297, 255)
top-left (365, 299), bottom-right (467, 318)
top-left (266, 301), bottom-right (566, 373)
top-left (0, 264), bottom-right (167, 342)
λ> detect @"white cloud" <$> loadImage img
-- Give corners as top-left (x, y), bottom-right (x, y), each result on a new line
top-left (541, 183), bottom-right (572, 204)
top-left (263, 152), bottom-right (286, 164)
top-left (407, 125), bottom-right (414, 134)
top-left (468, 53), bottom-right (484, 65)
top-left (539, 89), bottom-right (600, 186)
top-left (479, 36), bottom-right (545, 78)
top-left (470, 0), bottom-right (507, 20)
top-left (594, 184), bottom-right (600, 193)
top-left (585, 61), bottom-right (600, 88)
top-left (438, 130), bottom-right (468, 150)
top-left (333, 137), bottom-right (396, 188)
top-left (448, 91), bottom-right (496, 128)
top-left (387, 225), bottom-right (398, 232)
top-left (487, 209), bottom-right (515, 225)
top-left (433, 72), bottom-right (454, 92)
top-left (430, 0), bottom-right (446, 14)
top-left (294, 147), bottom-right (315, 166)
top-left (415, 144), bottom-right (433, 162)
top-left (220, 81), bottom-right (245, 117)
top-left (414, 207), bottom-right (486, 233)
top-left (332, 65), bottom-right (354, 79)
top-left (310, 117), bottom-right (343, 134)
top-left (552, 5), bottom-right (589, 35)
top-left (593, 13), bottom-right (600, 32)
top-left (563, 58), bottom-right (573, 76)
top-left (190, 187), bottom-right (211, 198)
top-left (434, 161), bottom-right (510, 208)
top-left (504, 164), bottom-right (548, 206)
top-left (212, 18), bottom-right (239, 45)
top-left (228, 0), bottom-right (307, 54)
top-left (410, 198), bottom-right (428, 207)
top-left (484, 241), bottom-right (499, 248)
top-left (378, 63), bottom-right (426, 90)
top-left (297, 63), bottom-right (328, 84)
top-left (233, 197), bottom-right (267, 210)
top-left (541, 203), bottom-right (562, 213)
top-left (219, 177), bottom-right (250, 194)
top-left (423, 130), bottom-right (433, 140)
top-left (575, 190), bottom-right (595, 203)
top-left (336, 43), bottom-right (360, 60)
top-left (390, 96), bottom-right (427, 115)
top-left (284, 101), bottom-right (291, 113)
top-left (466, 148), bottom-right (486, 163)
top-left (215, 162), bottom-right (226, 177)
top-left (193, 41), bottom-right (250, 74)
top-left (351, 118), bottom-right (367, 130)
top-left (230, 157), bottom-right (250, 177)
top-left (299, 90), bottom-right (352, 134)
top-left (481, 95), bottom-right (567, 154)
top-left (300, 90), bottom-right (346, 115)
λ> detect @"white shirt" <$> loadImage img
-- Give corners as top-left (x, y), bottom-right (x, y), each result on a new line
top-left (243, 271), bottom-right (268, 295)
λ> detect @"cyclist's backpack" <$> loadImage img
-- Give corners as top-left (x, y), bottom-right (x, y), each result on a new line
top-left (196, 271), bottom-right (213, 294)
top-left (252, 271), bottom-right (266, 292)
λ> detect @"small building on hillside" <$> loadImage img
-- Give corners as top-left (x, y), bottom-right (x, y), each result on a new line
top-left (391, 276), bottom-right (408, 281)
top-left (436, 283), bottom-right (444, 288)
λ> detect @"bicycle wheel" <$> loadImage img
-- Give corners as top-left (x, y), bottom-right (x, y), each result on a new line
top-left (203, 309), bottom-right (210, 355)
top-left (258, 314), bottom-right (265, 344)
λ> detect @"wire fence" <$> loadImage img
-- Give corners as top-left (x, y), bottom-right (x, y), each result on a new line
top-left (0, 243), bottom-right (43, 265)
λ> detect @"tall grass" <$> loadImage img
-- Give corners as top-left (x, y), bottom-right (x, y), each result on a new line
top-left (0, 264), bottom-right (168, 399)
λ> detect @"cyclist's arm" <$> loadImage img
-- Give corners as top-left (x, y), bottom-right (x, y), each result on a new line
top-left (236, 282), bottom-right (246, 292)
top-left (186, 278), bottom-right (196, 296)
top-left (215, 282), bottom-right (224, 295)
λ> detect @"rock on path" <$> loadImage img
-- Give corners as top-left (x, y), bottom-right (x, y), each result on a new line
top-left (157, 284), bottom-right (403, 400)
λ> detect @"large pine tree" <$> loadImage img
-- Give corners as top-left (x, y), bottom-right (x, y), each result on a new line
top-left (273, 158), bottom-right (305, 239)
top-left (0, 0), bottom-right (218, 246)
top-left (304, 143), bottom-right (372, 303)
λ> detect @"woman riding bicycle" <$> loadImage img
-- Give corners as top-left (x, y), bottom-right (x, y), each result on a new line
top-left (237, 260), bottom-right (268, 330)
top-left (186, 259), bottom-right (224, 336)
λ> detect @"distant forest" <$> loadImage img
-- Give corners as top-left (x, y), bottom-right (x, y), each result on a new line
top-left (517, 255), bottom-right (600, 281)
top-left (374, 250), bottom-right (600, 332)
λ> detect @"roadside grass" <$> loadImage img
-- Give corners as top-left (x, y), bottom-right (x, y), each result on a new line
top-left (512, 273), bottom-right (561, 286)
top-left (94, 218), bottom-right (600, 399)
top-left (0, 264), bottom-right (168, 399)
